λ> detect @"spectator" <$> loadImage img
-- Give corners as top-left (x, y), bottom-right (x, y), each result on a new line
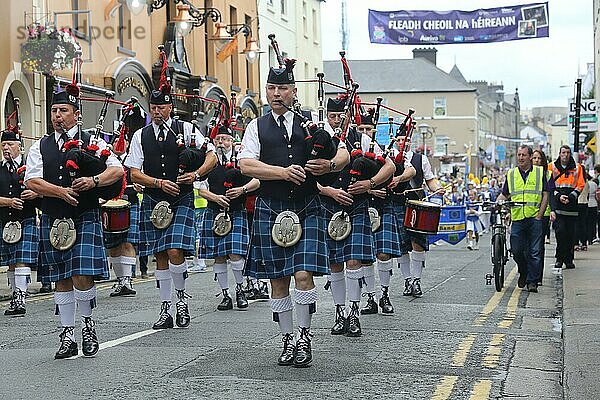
top-left (587, 169), bottom-right (598, 244)
top-left (575, 173), bottom-right (590, 251)
top-left (532, 149), bottom-right (552, 284)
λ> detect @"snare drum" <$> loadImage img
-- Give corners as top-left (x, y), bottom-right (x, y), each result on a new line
top-left (101, 199), bottom-right (131, 234)
top-left (403, 200), bottom-right (441, 234)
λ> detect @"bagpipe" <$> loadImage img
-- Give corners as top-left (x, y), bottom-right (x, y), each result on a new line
top-left (62, 50), bottom-right (124, 200)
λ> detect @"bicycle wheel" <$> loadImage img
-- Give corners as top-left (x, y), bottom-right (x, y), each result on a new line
top-left (492, 235), bottom-right (505, 292)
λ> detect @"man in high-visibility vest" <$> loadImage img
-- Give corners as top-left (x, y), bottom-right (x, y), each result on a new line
top-left (548, 145), bottom-right (585, 269)
top-left (498, 145), bottom-right (549, 293)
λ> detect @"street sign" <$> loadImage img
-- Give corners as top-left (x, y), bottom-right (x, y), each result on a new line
top-left (587, 135), bottom-right (597, 153)
top-left (568, 98), bottom-right (597, 133)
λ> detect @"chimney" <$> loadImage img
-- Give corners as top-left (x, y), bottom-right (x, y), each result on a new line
top-left (412, 48), bottom-right (437, 65)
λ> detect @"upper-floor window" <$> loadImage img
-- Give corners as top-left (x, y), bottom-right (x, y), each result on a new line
top-left (281, 0), bottom-right (287, 16)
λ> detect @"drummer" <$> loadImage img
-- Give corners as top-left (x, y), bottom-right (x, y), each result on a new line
top-left (320, 96), bottom-right (393, 337)
top-left (197, 124), bottom-right (259, 311)
top-left (394, 132), bottom-right (444, 297)
top-left (125, 89), bottom-right (217, 330)
top-left (105, 129), bottom-right (142, 297)
top-left (356, 109), bottom-right (413, 316)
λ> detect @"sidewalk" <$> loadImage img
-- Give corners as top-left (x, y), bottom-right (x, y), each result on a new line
top-left (562, 242), bottom-right (600, 399)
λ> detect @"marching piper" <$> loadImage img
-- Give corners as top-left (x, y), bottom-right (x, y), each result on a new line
top-left (198, 124), bottom-right (259, 310)
top-left (125, 88), bottom-right (217, 330)
top-left (25, 90), bottom-right (124, 359)
top-left (0, 128), bottom-right (39, 316)
top-left (239, 60), bottom-right (349, 367)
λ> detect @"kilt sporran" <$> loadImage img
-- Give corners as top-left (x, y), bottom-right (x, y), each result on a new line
top-left (2, 221), bottom-right (22, 244)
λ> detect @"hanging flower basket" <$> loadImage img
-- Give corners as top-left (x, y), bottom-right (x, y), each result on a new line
top-left (20, 25), bottom-right (80, 74)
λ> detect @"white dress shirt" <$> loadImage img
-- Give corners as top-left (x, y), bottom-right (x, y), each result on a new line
top-left (124, 118), bottom-right (215, 170)
top-left (238, 110), bottom-right (341, 160)
top-left (2, 154), bottom-right (22, 169)
top-left (25, 125), bottom-right (121, 182)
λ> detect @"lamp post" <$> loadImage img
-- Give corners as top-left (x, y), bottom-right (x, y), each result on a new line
top-left (209, 23), bottom-right (264, 63)
top-left (137, 0), bottom-right (222, 37)
top-left (418, 123), bottom-right (432, 154)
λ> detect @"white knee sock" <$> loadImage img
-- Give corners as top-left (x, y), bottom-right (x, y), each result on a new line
top-left (377, 259), bottom-right (393, 288)
top-left (229, 259), bottom-right (245, 285)
top-left (213, 262), bottom-right (229, 290)
top-left (168, 260), bottom-right (187, 291)
top-left (270, 295), bottom-right (294, 334)
top-left (398, 254), bottom-right (411, 279)
top-left (54, 291), bottom-right (76, 333)
top-left (294, 287), bottom-right (318, 329)
top-left (345, 268), bottom-right (363, 303)
top-left (155, 269), bottom-right (172, 303)
top-left (410, 251), bottom-right (426, 279)
top-left (14, 266), bottom-right (31, 295)
top-left (328, 270), bottom-right (346, 306)
top-left (361, 264), bottom-right (376, 295)
top-left (120, 256), bottom-right (136, 278)
top-left (73, 286), bottom-right (97, 319)
top-left (110, 256), bottom-right (124, 278)
top-left (7, 270), bottom-right (15, 291)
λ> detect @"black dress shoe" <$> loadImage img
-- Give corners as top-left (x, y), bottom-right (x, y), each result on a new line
top-left (55, 327), bottom-right (78, 359)
top-left (235, 285), bottom-right (249, 309)
top-left (175, 290), bottom-right (191, 328)
top-left (277, 333), bottom-right (295, 366)
top-left (110, 278), bottom-right (137, 297)
top-left (565, 262), bottom-right (576, 269)
top-left (81, 317), bottom-right (99, 357)
top-left (293, 328), bottom-right (313, 368)
top-left (527, 283), bottom-right (538, 293)
top-left (403, 278), bottom-right (413, 296)
top-left (411, 278), bottom-right (423, 297)
top-left (360, 293), bottom-right (378, 315)
top-left (152, 301), bottom-right (174, 329)
top-left (554, 260), bottom-right (563, 269)
top-left (4, 290), bottom-right (26, 316)
top-left (345, 302), bottom-right (362, 337)
top-left (39, 283), bottom-right (53, 293)
top-left (379, 286), bottom-right (394, 314)
top-left (518, 273), bottom-right (527, 288)
top-left (217, 289), bottom-right (233, 311)
top-left (330, 305), bottom-right (347, 335)
top-left (256, 281), bottom-right (270, 300)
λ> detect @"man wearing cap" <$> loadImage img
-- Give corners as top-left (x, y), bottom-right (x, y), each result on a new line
top-left (125, 89), bottom-right (217, 330)
top-left (319, 97), bottom-right (394, 337)
top-left (197, 125), bottom-right (259, 311)
top-left (0, 128), bottom-right (39, 316)
top-left (25, 90), bottom-right (124, 359)
top-left (239, 61), bottom-right (349, 367)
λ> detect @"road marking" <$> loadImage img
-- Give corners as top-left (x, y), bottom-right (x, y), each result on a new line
top-left (452, 333), bottom-right (477, 367)
top-left (66, 328), bottom-right (160, 360)
top-left (498, 282), bottom-right (522, 329)
top-left (483, 333), bottom-right (505, 369)
top-left (431, 376), bottom-right (458, 400)
top-left (472, 265), bottom-right (518, 326)
top-left (468, 379), bottom-right (492, 399)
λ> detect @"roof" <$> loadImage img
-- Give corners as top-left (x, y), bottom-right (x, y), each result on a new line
top-left (323, 58), bottom-right (476, 94)
top-left (449, 64), bottom-right (468, 85)
top-left (551, 116), bottom-right (568, 126)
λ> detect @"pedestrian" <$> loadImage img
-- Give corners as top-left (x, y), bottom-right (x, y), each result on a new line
top-left (0, 128), bottom-right (40, 316)
top-left (497, 145), bottom-right (548, 292)
top-left (238, 60), bottom-right (349, 367)
top-left (25, 90), bottom-right (124, 358)
top-left (532, 149), bottom-right (552, 284)
top-left (587, 171), bottom-right (598, 245)
top-left (188, 185), bottom-right (207, 273)
top-left (466, 189), bottom-right (483, 250)
top-left (574, 173), bottom-right (590, 251)
top-left (548, 145), bottom-right (585, 269)
top-left (198, 124), bottom-right (259, 311)
top-left (125, 87), bottom-right (217, 330)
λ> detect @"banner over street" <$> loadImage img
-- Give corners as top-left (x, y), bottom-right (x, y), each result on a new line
top-left (368, 2), bottom-right (549, 45)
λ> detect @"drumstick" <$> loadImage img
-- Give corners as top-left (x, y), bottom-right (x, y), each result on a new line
top-left (422, 183), bottom-right (452, 201)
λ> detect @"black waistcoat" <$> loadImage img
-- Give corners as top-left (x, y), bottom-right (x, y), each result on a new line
top-left (206, 161), bottom-right (245, 211)
top-left (141, 121), bottom-right (192, 202)
top-left (40, 131), bottom-right (99, 218)
top-left (257, 112), bottom-right (317, 201)
top-left (410, 152), bottom-right (424, 188)
top-left (0, 157), bottom-right (37, 222)
top-left (331, 127), bottom-right (361, 191)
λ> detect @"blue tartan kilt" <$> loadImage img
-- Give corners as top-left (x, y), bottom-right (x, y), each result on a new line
top-left (246, 195), bottom-right (329, 279)
top-left (396, 204), bottom-right (430, 253)
top-left (372, 198), bottom-right (404, 257)
top-left (194, 208), bottom-right (205, 242)
top-left (0, 217), bottom-right (39, 265)
top-left (39, 210), bottom-right (109, 282)
top-left (321, 197), bottom-right (376, 264)
top-left (103, 202), bottom-right (140, 249)
top-left (199, 207), bottom-right (250, 258)
top-left (139, 192), bottom-right (195, 257)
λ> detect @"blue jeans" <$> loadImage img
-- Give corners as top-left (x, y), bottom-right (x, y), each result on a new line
top-left (510, 217), bottom-right (543, 284)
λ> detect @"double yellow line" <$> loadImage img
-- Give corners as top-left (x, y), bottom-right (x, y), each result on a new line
top-left (431, 265), bottom-right (522, 399)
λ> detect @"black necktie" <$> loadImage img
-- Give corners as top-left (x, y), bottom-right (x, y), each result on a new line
top-left (221, 153), bottom-right (228, 165)
top-left (57, 132), bottom-right (69, 150)
top-left (157, 125), bottom-right (165, 142)
top-left (278, 115), bottom-right (289, 141)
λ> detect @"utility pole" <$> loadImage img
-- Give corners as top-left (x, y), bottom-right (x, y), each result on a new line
top-left (573, 78), bottom-right (582, 153)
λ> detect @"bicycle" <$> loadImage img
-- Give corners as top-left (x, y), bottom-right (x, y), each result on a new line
top-left (482, 201), bottom-right (525, 292)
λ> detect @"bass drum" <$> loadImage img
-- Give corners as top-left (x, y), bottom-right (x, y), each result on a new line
top-left (101, 199), bottom-right (131, 234)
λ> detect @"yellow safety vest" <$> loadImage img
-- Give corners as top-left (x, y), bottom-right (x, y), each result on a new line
top-left (194, 188), bottom-right (207, 209)
top-left (507, 165), bottom-right (543, 221)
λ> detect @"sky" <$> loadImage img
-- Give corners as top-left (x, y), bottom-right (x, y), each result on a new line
top-left (320, 0), bottom-right (593, 109)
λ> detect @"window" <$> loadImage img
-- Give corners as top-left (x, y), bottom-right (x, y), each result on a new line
top-left (312, 9), bottom-right (318, 41)
top-left (267, 0), bottom-right (274, 6)
top-left (118, 4), bottom-right (134, 55)
top-left (434, 97), bottom-right (447, 116)
top-left (71, 0), bottom-right (89, 41)
top-left (302, 2), bottom-right (307, 37)
top-left (281, 0), bottom-right (287, 16)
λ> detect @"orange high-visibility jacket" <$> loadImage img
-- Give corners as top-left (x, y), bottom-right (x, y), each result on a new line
top-left (548, 161), bottom-right (585, 216)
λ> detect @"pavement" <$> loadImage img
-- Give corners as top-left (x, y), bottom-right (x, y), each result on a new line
top-left (0, 237), bottom-right (597, 399)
